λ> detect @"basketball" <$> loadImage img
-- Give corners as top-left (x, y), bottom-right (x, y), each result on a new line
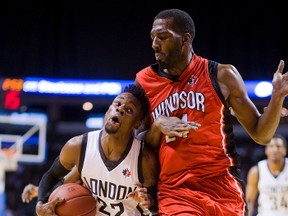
top-left (48, 183), bottom-right (96, 216)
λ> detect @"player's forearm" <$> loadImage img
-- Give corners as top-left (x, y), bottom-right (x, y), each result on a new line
top-left (247, 201), bottom-right (255, 216)
top-left (256, 94), bottom-right (285, 144)
top-left (38, 157), bottom-right (70, 202)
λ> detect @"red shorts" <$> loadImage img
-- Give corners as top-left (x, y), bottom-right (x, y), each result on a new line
top-left (158, 173), bottom-right (246, 215)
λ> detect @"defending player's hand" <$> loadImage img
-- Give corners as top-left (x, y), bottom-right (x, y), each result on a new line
top-left (272, 60), bottom-right (288, 97)
top-left (154, 115), bottom-right (200, 137)
top-left (36, 198), bottom-right (65, 216)
top-left (21, 184), bottom-right (39, 203)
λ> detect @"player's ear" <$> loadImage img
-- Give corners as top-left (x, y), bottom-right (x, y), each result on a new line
top-left (182, 33), bottom-right (191, 44)
top-left (133, 120), bottom-right (142, 130)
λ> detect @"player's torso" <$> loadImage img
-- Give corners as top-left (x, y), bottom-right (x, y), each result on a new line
top-left (81, 130), bottom-right (143, 216)
top-left (257, 159), bottom-right (288, 215)
top-left (137, 54), bottom-right (235, 185)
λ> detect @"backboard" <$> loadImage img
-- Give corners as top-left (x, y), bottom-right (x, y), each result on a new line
top-left (0, 112), bottom-right (47, 163)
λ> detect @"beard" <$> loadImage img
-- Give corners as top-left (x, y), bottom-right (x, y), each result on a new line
top-left (157, 52), bottom-right (179, 71)
top-left (157, 60), bottom-right (168, 70)
top-left (104, 124), bottom-right (118, 134)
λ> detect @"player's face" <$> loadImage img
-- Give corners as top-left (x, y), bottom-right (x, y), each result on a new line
top-left (150, 18), bottom-right (184, 71)
top-left (104, 92), bottom-right (142, 134)
top-left (265, 138), bottom-right (287, 162)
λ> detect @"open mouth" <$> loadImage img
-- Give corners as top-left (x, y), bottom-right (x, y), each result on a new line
top-left (110, 116), bottom-right (120, 124)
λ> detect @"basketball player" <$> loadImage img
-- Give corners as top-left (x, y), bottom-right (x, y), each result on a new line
top-left (246, 134), bottom-right (288, 216)
top-left (35, 84), bottom-right (159, 216)
top-left (134, 9), bottom-right (288, 215)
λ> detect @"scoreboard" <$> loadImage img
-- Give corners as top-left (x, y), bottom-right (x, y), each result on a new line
top-left (1, 78), bottom-right (23, 110)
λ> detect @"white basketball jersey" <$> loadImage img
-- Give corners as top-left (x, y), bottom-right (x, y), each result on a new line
top-left (257, 158), bottom-right (288, 216)
top-left (80, 130), bottom-right (144, 216)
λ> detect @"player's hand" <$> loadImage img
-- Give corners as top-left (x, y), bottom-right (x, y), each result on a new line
top-left (36, 199), bottom-right (65, 216)
top-left (154, 116), bottom-right (200, 137)
top-left (21, 184), bottom-right (39, 203)
top-left (272, 60), bottom-right (288, 97)
top-left (128, 184), bottom-right (154, 209)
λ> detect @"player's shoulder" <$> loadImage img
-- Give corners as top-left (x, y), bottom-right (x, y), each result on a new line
top-left (66, 130), bottom-right (100, 147)
top-left (247, 164), bottom-right (259, 178)
top-left (66, 134), bottom-right (84, 145)
top-left (217, 63), bottom-right (238, 75)
top-left (216, 63), bottom-right (243, 87)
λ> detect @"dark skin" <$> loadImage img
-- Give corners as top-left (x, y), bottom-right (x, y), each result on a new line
top-left (36, 92), bottom-right (159, 216)
top-left (139, 17), bottom-right (288, 147)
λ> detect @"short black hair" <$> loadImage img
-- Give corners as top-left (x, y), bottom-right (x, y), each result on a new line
top-left (273, 134), bottom-right (287, 149)
top-left (154, 9), bottom-right (195, 42)
top-left (123, 84), bottom-right (149, 120)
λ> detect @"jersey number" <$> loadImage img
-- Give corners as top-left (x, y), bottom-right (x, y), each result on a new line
top-left (98, 197), bottom-right (125, 215)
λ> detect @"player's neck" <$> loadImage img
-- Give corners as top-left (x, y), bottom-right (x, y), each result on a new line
top-left (101, 133), bottom-right (132, 161)
top-left (268, 160), bottom-right (285, 176)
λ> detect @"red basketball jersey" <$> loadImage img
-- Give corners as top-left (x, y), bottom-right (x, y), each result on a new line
top-left (136, 54), bottom-right (237, 189)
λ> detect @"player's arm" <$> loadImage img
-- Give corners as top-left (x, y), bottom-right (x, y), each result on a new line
top-left (147, 116), bottom-right (200, 146)
top-left (128, 144), bottom-right (159, 214)
top-left (36, 134), bottom-right (83, 216)
top-left (140, 144), bottom-right (159, 214)
top-left (218, 61), bottom-right (288, 144)
top-left (245, 165), bottom-right (259, 216)
top-left (22, 167), bottom-right (81, 204)
top-left (63, 166), bottom-right (81, 184)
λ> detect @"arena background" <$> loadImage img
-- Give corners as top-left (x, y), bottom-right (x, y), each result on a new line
top-left (0, 1), bottom-right (287, 215)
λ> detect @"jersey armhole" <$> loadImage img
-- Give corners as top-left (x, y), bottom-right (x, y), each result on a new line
top-left (137, 140), bottom-right (144, 184)
top-left (78, 132), bottom-right (88, 174)
top-left (208, 60), bottom-right (230, 109)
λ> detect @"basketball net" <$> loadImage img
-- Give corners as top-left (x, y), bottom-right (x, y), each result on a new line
top-left (0, 148), bottom-right (18, 171)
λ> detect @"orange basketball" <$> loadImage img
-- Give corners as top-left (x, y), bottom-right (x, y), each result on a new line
top-left (48, 183), bottom-right (96, 216)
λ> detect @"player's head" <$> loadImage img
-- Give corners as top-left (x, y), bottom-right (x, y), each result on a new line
top-left (123, 84), bottom-right (149, 120)
top-left (104, 84), bottom-right (149, 134)
top-left (151, 9), bottom-right (195, 70)
top-left (154, 9), bottom-right (195, 42)
top-left (265, 134), bottom-right (287, 160)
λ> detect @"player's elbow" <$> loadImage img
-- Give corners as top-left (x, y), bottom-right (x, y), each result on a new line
top-left (251, 135), bottom-right (271, 145)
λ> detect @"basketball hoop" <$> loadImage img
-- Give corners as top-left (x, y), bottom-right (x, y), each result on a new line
top-left (0, 148), bottom-right (18, 171)
top-left (1, 148), bottom-right (18, 159)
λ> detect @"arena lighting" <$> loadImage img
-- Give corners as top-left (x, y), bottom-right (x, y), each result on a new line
top-left (86, 115), bottom-right (104, 129)
top-left (254, 81), bottom-right (273, 97)
top-left (22, 77), bottom-right (134, 96)
top-left (82, 102), bottom-right (93, 111)
top-left (10, 77), bottom-right (276, 98)
top-left (245, 80), bottom-right (273, 98)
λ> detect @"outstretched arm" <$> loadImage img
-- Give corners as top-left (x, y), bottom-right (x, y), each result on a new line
top-left (219, 60), bottom-right (288, 144)
top-left (145, 115), bottom-right (200, 149)
top-left (134, 79), bottom-right (200, 149)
